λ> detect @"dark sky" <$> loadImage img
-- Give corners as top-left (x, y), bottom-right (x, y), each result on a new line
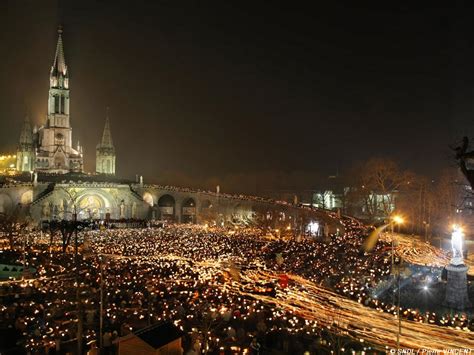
top-left (0, 1), bottom-right (473, 192)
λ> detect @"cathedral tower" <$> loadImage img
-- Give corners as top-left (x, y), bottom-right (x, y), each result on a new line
top-left (35, 26), bottom-right (83, 173)
top-left (16, 114), bottom-right (35, 172)
top-left (96, 110), bottom-right (116, 175)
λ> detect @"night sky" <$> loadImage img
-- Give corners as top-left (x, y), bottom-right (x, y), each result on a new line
top-left (0, 1), bottom-right (473, 192)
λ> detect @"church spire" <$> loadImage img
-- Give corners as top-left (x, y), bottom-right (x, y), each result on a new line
top-left (18, 114), bottom-right (33, 146)
top-left (50, 26), bottom-right (68, 89)
top-left (96, 108), bottom-right (116, 175)
top-left (16, 113), bottom-right (35, 172)
top-left (100, 108), bottom-right (114, 148)
top-left (47, 26), bottom-right (71, 118)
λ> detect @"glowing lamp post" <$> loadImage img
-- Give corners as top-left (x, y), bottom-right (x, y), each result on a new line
top-left (388, 214), bottom-right (404, 350)
top-left (392, 215), bottom-right (404, 225)
top-left (390, 215), bottom-right (404, 271)
top-left (443, 225), bottom-right (472, 310)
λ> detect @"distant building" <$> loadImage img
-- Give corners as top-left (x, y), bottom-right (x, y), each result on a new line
top-left (312, 190), bottom-right (343, 210)
top-left (355, 190), bottom-right (396, 221)
top-left (257, 175), bottom-right (397, 222)
top-left (311, 175), bottom-right (346, 211)
top-left (117, 322), bottom-right (183, 355)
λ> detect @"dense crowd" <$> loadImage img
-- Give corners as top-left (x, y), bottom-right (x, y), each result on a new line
top-left (0, 217), bottom-right (472, 354)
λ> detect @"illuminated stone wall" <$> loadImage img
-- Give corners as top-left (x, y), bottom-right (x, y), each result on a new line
top-left (27, 183), bottom-right (146, 221)
top-left (0, 180), bottom-right (342, 234)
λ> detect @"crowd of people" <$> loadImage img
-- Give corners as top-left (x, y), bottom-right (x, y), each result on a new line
top-left (0, 216), bottom-right (472, 354)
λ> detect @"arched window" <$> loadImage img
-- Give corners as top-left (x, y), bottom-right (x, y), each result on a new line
top-left (54, 95), bottom-right (59, 113)
top-left (60, 96), bottom-right (65, 114)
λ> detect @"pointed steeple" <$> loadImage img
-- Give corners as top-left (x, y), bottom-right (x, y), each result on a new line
top-left (19, 114), bottom-right (33, 146)
top-left (50, 26), bottom-right (68, 88)
top-left (16, 113), bottom-right (35, 172)
top-left (96, 108), bottom-right (116, 175)
top-left (100, 108), bottom-right (114, 148)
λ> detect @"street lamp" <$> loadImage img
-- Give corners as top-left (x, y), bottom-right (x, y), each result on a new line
top-left (389, 214), bottom-right (404, 351)
top-left (390, 215), bottom-right (404, 271)
top-left (392, 215), bottom-right (404, 225)
top-left (393, 255), bottom-right (403, 350)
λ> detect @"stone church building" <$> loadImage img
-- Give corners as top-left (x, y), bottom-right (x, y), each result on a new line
top-left (0, 28), bottom-right (339, 232)
top-left (16, 27), bottom-right (114, 176)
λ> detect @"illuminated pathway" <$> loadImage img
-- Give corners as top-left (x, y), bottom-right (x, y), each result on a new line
top-left (232, 270), bottom-right (474, 351)
top-left (113, 252), bottom-right (474, 351)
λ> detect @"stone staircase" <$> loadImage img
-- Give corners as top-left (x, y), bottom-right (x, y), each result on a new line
top-left (128, 185), bottom-right (144, 202)
top-left (31, 183), bottom-right (56, 205)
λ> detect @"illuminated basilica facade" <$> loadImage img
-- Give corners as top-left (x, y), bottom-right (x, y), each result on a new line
top-left (0, 27), bottom-right (221, 223)
top-left (0, 28), bottom-right (339, 230)
top-left (16, 27), bottom-right (115, 176)
top-left (0, 27), bottom-right (140, 223)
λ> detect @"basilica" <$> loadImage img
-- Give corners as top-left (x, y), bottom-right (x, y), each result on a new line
top-left (16, 27), bottom-right (115, 175)
top-left (0, 28), bottom-right (337, 231)
top-left (0, 28), bottom-right (242, 224)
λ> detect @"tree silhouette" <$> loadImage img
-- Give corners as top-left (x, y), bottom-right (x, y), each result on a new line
top-left (454, 136), bottom-right (474, 189)
top-left (44, 219), bottom-right (89, 253)
top-left (0, 204), bottom-right (28, 249)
